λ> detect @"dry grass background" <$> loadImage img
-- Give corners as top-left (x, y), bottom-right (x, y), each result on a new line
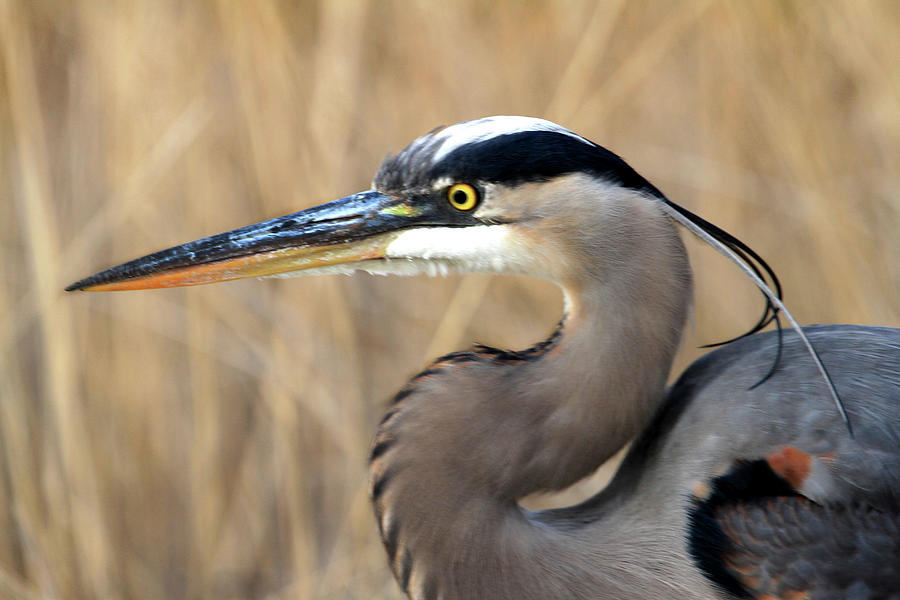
top-left (1, 1), bottom-right (899, 598)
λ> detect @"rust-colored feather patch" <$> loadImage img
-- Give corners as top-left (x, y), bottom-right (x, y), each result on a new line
top-left (765, 447), bottom-right (811, 490)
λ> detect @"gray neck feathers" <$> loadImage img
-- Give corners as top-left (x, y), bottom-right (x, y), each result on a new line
top-left (369, 184), bottom-right (692, 598)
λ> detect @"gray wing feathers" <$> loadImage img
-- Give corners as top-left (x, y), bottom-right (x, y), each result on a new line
top-left (719, 498), bottom-right (900, 599)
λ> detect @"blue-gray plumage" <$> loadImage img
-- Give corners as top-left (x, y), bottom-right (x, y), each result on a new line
top-left (67, 117), bottom-right (900, 599)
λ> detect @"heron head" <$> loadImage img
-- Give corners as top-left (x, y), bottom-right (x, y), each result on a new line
top-left (66, 116), bottom-right (669, 292)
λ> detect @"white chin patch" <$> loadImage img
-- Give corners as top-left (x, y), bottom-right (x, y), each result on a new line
top-left (261, 225), bottom-right (523, 280)
top-left (262, 258), bottom-right (457, 279)
top-left (384, 225), bottom-right (519, 274)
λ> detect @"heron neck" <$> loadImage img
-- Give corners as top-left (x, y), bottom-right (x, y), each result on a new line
top-left (369, 200), bottom-right (692, 597)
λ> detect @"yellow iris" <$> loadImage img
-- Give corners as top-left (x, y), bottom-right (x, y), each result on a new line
top-left (447, 183), bottom-right (479, 211)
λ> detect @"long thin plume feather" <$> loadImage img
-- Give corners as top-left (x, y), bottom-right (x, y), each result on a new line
top-left (657, 198), bottom-right (853, 436)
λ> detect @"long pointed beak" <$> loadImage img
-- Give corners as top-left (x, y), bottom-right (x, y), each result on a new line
top-left (66, 191), bottom-right (429, 292)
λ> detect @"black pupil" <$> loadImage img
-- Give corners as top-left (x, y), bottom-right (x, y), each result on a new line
top-left (453, 189), bottom-right (469, 206)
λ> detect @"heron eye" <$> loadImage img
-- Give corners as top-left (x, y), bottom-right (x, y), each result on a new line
top-left (447, 183), bottom-right (479, 211)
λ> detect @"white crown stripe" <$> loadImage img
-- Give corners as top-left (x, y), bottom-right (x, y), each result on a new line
top-left (429, 116), bottom-right (593, 162)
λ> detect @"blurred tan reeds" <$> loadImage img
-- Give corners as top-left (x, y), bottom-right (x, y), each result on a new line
top-left (1, 1), bottom-right (898, 598)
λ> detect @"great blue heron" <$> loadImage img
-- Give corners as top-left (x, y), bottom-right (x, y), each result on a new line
top-left (68, 117), bottom-right (900, 599)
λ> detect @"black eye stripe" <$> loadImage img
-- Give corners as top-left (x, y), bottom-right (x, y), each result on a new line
top-left (374, 129), bottom-right (663, 200)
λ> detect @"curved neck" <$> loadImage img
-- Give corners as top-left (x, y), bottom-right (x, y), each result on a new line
top-left (369, 194), bottom-right (692, 598)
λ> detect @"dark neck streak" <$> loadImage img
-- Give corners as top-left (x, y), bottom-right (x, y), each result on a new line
top-left (368, 319), bottom-right (567, 596)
